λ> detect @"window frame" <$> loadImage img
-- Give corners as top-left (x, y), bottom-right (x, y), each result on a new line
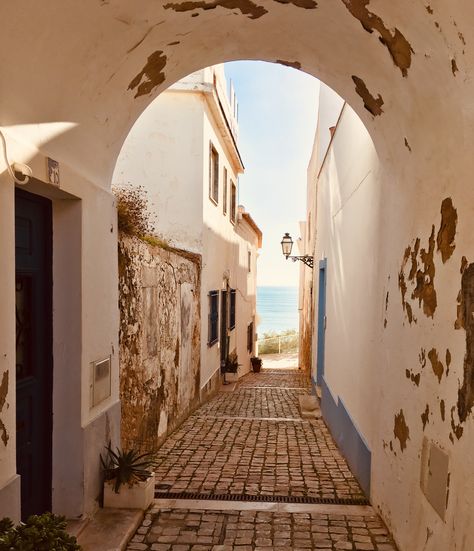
top-left (208, 290), bottom-right (219, 346)
top-left (209, 143), bottom-right (219, 205)
top-left (230, 180), bottom-right (236, 224)
top-left (223, 167), bottom-right (228, 215)
top-left (229, 289), bottom-right (236, 330)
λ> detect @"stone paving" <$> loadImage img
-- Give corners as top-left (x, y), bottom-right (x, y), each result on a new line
top-left (236, 369), bottom-right (309, 389)
top-left (128, 508), bottom-right (397, 550)
top-left (154, 416), bottom-right (362, 499)
top-left (127, 368), bottom-right (398, 550)
top-left (197, 388), bottom-right (307, 419)
top-left (154, 369), bottom-right (362, 500)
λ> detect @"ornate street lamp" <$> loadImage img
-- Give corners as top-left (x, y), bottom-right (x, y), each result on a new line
top-left (280, 232), bottom-right (314, 269)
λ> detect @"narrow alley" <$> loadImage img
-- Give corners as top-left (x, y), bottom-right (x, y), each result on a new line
top-left (127, 367), bottom-right (397, 551)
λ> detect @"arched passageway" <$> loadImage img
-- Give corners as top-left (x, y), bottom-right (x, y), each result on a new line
top-left (1, 3), bottom-right (474, 549)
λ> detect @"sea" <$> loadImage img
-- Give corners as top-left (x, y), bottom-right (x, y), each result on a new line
top-left (256, 286), bottom-right (299, 336)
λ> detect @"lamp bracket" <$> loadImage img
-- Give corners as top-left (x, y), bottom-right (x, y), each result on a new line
top-left (288, 255), bottom-right (314, 269)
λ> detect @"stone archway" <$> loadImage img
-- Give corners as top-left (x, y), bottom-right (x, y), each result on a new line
top-left (1, 2), bottom-right (474, 548)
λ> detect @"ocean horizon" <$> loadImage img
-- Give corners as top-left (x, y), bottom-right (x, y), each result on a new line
top-left (257, 286), bottom-right (299, 336)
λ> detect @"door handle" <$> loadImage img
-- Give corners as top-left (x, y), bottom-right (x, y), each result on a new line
top-left (324, 315), bottom-right (327, 330)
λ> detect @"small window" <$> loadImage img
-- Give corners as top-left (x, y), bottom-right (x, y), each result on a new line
top-left (247, 321), bottom-right (254, 354)
top-left (248, 251), bottom-right (251, 273)
top-left (208, 290), bottom-right (219, 345)
top-left (230, 181), bottom-right (236, 223)
top-left (223, 167), bottom-right (228, 215)
top-left (229, 289), bottom-right (236, 330)
top-left (209, 144), bottom-right (219, 204)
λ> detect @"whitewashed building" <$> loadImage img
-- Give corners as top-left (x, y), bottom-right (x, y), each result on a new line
top-left (114, 65), bottom-right (262, 399)
top-left (2, 4), bottom-right (474, 548)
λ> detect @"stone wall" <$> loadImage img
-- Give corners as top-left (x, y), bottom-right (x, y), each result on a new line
top-left (118, 233), bottom-right (201, 452)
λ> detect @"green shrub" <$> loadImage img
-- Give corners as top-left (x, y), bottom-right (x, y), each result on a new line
top-left (258, 329), bottom-right (299, 355)
top-left (0, 512), bottom-right (80, 550)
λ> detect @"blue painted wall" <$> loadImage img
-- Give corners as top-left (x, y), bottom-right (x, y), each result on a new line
top-left (319, 376), bottom-right (371, 497)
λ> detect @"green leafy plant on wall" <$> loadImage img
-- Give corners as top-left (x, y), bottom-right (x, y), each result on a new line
top-left (101, 444), bottom-right (155, 493)
top-left (0, 513), bottom-right (80, 550)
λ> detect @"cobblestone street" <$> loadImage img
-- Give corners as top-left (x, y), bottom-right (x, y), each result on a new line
top-left (127, 368), bottom-right (397, 551)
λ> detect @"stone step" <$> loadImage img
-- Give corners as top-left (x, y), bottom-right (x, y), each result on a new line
top-left (298, 394), bottom-right (321, 419)
top-left (75, 508), bottom-right (144, 551)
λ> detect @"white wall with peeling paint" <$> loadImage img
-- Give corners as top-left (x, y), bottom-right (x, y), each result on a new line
top-left (2, 2), bottom-right (474, 547)
top-left (305, 82), bottom-right (474, 551)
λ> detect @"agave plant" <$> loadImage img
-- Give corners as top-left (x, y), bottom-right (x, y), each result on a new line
top-left (100, 444), bottom-right (155, 493)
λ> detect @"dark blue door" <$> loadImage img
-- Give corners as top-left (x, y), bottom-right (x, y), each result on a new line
top-left (15, 189), bottom-right (53, 519)
top-left (316, 259), bottom-right (327, 385)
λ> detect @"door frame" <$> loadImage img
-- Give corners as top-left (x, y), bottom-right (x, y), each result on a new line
top-left (15, 188), bottom-right (53, 518)
top-left (316, 258), bottom-right (327, 386)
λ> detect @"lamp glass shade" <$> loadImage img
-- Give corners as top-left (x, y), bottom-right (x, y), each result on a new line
top-left (281, 233), bottom-right (293, 257)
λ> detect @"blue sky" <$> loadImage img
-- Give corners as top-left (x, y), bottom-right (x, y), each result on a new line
top-left (224, 61), bottom-right (320, 287)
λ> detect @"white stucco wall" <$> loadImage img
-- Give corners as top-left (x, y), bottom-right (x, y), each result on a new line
top-left (0, 134), bottom-right (120, 520)
top-left (113, 91), bottom-right (205, 254)
top-left (314, 100), bottom-right (381, 443)
top-left (235, 212), bottom-right (260, 376)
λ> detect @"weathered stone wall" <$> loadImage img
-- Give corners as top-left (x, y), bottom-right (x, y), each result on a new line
top-left (118, 233), bottom-right (201, 452)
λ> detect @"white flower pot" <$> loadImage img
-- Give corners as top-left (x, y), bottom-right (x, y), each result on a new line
top-left (104, 473), bottom-right (155, 509)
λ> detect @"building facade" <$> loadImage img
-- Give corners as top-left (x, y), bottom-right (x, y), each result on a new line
top-left (114, 65), bottom-right (262, 399)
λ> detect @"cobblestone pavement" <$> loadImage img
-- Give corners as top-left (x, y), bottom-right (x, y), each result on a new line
top-left (127, 368), bottom-right (398, 550)
top-left (128, 508), bottom-right (397, 550)
top-left (197, 388), bottom-right (307, 419)
top-left (154, 369), bottom-right (362, 500)
top-left (237, 369), bottom-right (309, 389)
top-left (154, 417), bottom-right (362, 499)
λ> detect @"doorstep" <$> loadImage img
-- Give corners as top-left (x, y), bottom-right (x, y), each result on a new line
top-left (75, 508), bottom-right (144, 551)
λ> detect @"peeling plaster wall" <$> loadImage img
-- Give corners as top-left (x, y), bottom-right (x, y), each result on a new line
top-left (311, 82), bottom-right (474, 550)
top-left (118, 233), bottom-right (201, 452)
top-left (2, 0), bottom-right (474, 546)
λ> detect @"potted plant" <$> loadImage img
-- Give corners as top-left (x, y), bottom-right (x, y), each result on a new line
top-left (0, 513), bottom-right (80, 550)
top-left (251, 356), bottom-right (262, 373)
top-left (101, 444), bottom-right (156, 509)
top-left (224, 350), bottom-right (240, 374)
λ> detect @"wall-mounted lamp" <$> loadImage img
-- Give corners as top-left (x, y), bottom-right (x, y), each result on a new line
top-left (280, 232), bottom-right (314, 269)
